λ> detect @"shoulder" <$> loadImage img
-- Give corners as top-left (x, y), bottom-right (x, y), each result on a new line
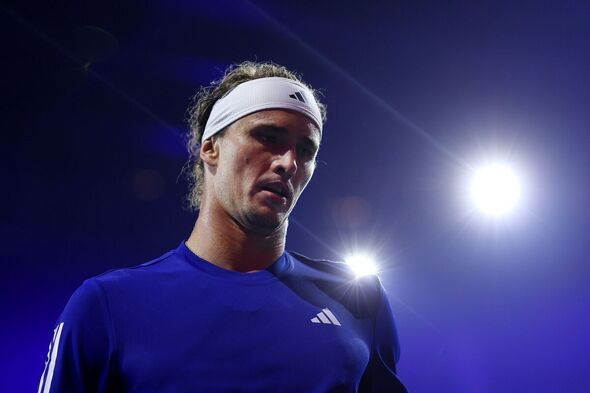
top-left (288, 251), bottom-right (355, 278)
top-left (288, 251), bottom-right (380, 285)
top-left (287, 251), bottom-right (384, 316)
top-left (64, 247), bottom-right (189, 313)
top-left (88, 248), bottom-right (180, 287)
top-left (60, 248), bottom-right (177, 315)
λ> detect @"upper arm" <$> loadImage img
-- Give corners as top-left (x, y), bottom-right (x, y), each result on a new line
top-left (359, 278), bottom-right (408, 393)
top-left (374, 279), bottom-right (401, 370)
top-left (38, 279), bottom-right (116, 393)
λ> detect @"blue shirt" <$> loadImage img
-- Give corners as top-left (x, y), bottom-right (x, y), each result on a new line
top-left (38, 242), bottom-right (408, 392)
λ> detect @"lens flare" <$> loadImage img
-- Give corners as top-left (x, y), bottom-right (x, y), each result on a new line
top-left (469, 163), bottom-right (522, 217)
top-left (345, 254), bottom-right (378, 277)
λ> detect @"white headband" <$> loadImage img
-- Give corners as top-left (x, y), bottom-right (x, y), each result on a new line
top-left (201, 77), bottom-right (323, 142)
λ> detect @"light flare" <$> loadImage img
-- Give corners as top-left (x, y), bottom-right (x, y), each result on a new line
top-left (345, 254), bottom-right (379, 277)
top-left (469, 162), bottom-right (523, 217)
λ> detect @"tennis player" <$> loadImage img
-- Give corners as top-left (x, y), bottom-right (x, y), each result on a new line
top-left (38, 61), bottom-right (408, 392)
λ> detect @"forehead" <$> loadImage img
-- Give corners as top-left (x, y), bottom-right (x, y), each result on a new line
top-left (233, 109), bottom-right (321, 144)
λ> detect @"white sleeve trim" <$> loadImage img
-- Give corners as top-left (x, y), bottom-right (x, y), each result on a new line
top-left (38, 322), bottom-right (64, 393)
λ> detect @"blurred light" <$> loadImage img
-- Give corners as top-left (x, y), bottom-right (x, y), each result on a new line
top-left (331, 196), bottom-right (372, 229)
top-left (469, 162), bottom-right (522, 217)
top-left (133, 169), bottom-right (165, 201)
top-left (345, 253), bottom-right (378, 277)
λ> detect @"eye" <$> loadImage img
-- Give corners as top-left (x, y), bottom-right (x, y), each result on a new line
top-left (257, 133), bottom-right (278, 144)
top-left (297, 146), bottom-right (315, 161)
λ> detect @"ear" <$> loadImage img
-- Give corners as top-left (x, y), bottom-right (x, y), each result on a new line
top-left (200, 137), bottom-right (220, 167)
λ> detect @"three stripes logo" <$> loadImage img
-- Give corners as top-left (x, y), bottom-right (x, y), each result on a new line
top-left (289, 91), bottom-right (306, 103)
top-left (311, 307), bottom-right (342, 326)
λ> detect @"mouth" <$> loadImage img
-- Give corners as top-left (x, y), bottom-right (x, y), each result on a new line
top-left (259, 182), bottom-right (291, 201)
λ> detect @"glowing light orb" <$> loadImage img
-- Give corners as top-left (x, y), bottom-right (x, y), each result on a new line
top-left (345, 254), bottom-right (378, 277)
top-left (469, 163), bottom-right (522, 217)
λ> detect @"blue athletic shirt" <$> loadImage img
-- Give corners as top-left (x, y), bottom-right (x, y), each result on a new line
top-left (38, 242), bottom-right (408, 392)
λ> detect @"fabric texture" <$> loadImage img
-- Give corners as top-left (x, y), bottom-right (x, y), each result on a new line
top-left (202, 77), bottom-right (323, 141)
top-left (38, 242), bottom-right (408, 392)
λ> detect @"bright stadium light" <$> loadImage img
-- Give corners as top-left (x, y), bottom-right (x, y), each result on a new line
top-left (345, 254), bottom-right (378, 277)
top-left (469, 162), bottom-right (523, 217)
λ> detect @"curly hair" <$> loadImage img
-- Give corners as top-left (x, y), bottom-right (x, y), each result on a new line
top-left (183, 61), bottom-right (327, 211)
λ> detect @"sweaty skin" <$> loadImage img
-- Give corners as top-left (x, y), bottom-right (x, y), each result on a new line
top-left (185, 109), bottom-right (321, 273)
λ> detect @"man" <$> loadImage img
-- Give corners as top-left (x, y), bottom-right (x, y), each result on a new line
top-left (38, 62), bottom-right (408, 392)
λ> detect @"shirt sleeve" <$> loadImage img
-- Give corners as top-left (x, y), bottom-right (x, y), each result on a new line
top-left (359, 277), bottom-right (409, 393)
top-left (38, 279), bottom-right (117, 393)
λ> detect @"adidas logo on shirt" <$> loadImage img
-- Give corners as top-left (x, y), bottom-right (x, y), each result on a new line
top-left (289, 91), bottom-right (306, 103)
top-left (310, 308), bottom-right (341, 326)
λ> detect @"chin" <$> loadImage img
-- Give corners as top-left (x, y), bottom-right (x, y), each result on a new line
top-left (243, 209), bottom-right (288, 233)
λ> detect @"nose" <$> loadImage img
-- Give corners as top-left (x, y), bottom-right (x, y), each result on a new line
top-left (273, 148), bottom-right (298, 179)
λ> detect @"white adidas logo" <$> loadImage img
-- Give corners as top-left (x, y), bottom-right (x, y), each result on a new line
top-left (310, 308), bottom-right (341, 326)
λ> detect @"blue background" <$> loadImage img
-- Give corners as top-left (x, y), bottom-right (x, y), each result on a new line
top-left (2, 1), bottom-right (589, 391)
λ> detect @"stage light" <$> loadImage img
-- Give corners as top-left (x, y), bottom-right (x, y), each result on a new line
top-left (345, 254), bottom-right (378, 277)
top-left (469, 162), bottom-right (522, 217)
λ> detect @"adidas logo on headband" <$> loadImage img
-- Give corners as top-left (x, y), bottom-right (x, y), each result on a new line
top-left (289, 91), bottom-right (306, 103)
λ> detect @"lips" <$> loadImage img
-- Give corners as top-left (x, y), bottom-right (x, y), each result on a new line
top-left (259, 181), bottom-right (292, 200)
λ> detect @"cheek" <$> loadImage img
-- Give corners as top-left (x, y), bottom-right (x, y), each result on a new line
top-left (242, 151), bottom-right (271, 175)
top-left (239, 154), bottom-right (256, 176)
top-left (234, 153), bottom-right (260, 187)
top-left (225, 147), bottom-right (251, 173)
top-left (296, 166), bottom-right (315, 191)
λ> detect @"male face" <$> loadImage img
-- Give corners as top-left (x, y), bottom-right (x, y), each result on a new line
top-left (203, 109), bottom-right (321, 233)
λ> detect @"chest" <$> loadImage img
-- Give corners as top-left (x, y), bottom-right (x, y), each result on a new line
top-left (114, 280), bottom-right (373, 392)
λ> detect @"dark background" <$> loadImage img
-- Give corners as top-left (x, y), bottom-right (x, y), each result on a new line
top-left (2, 1), bottom-right (589, 392)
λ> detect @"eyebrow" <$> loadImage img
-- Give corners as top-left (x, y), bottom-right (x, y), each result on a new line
top-left (253, 124), bottom-right (320, 152)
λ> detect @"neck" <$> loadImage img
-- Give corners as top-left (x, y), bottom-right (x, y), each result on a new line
top-left (185, 205), bottom-right (287, 273)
